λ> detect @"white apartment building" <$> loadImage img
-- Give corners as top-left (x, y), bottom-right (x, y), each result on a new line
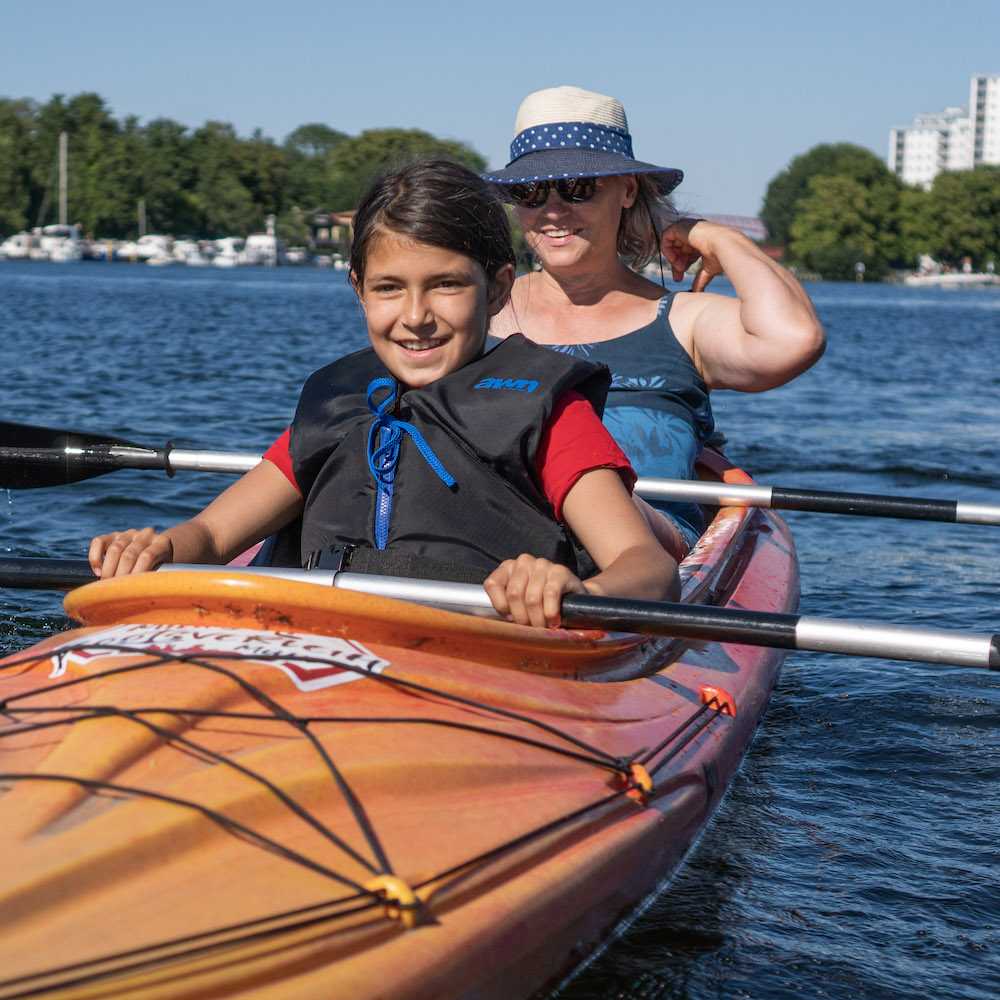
top-left (971, 73), bottom-right (1000, 166)
top-left (888, 74), bottom-right (1000, 187)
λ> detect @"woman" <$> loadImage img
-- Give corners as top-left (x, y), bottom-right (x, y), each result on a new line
top-left (484, 86), bottom-right (826, 559)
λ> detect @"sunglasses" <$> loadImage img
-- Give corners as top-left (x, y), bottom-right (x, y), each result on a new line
top-left (505, 177), bottom-right (598, 209)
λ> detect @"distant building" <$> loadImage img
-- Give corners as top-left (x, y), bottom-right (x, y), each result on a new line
top-left (888, 74), bottom-right (1000, 187)
top-left (308, 210), bottom-right (354, 252)
top-left (972, 73), bottom-right (1000, 166)
top-left (888, 108), bottom-right (970, 187)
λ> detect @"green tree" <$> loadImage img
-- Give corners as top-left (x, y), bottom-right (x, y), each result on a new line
top-left (135, 117), bottom-right (200, 235)
top-left (328, 128), bottom-right (486, 209)
top-left (761, 143), bottom-right (893, 248)
top-left (895, 185), bottom-right (934, 267)
top-left (789, 174), bottom-right (887, 279)
top-left (188, 122), bottom-right (258, 236)
top-left (282, 123), bottom-right (349, 213)
top-left (241, 128), bottom-right (287, 224)
top-left (62, 93), bottom-right (119, 233)
top-left (284, 123), bottom-right (347, 160)
top-left (0, 98), bottom-right (36, 233)
top-left (0, 92), bottom-right (492, 243)
top-left (29, 94), bottom-right (74, 227)
top-left (920, 166), bottom-right (1000, 268)
top-left (96, 115), bottom-right (150, 238)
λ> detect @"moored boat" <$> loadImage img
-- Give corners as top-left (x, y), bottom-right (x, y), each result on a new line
top-left (0, 449), bottom-right (798, 999)
top-left (903, 271), bottom-right (999, 288)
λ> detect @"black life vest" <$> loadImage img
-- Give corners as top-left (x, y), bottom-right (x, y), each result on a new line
top-left (286, 334), bottom-right (611, 582)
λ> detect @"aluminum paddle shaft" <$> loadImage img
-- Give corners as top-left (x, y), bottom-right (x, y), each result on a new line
top-left (0, 559), bottom-right (997, 670)
top-left (558, 594), bottom-right (1000, 670)
top-left (5, 420), bottom-right (999, 527)
top-left (635, 477), bottom-right (1000, 526)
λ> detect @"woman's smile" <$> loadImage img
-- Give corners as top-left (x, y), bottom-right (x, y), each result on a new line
top-left (540, 227), bottom-right (580, 242)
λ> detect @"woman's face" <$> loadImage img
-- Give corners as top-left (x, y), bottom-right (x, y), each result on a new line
top-left (516, 175), bottom-right (638, 275)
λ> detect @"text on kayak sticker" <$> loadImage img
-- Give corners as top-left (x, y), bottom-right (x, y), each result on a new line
top-left (50, 623), bottom-right (390, 690)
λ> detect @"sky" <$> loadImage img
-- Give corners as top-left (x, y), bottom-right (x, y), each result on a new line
top-left (3, 0), bottom-right (999, 219)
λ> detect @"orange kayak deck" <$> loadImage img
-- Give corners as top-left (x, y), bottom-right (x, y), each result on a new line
top-left (0, 457), bottom-right (799, 1000)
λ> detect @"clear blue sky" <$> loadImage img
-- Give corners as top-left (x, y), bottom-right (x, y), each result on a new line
top-left (3, 0), bottom-right (998, 218)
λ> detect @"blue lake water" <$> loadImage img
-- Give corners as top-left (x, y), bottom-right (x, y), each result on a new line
top-left (3, 260), bottom-right (999, 999)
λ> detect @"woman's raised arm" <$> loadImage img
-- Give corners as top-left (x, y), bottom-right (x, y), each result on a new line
top-left (664, 219), bottom-right (826, 392)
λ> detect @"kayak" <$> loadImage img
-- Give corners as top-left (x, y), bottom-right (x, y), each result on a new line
top-left (0, 449), bottom-right (799, 1000)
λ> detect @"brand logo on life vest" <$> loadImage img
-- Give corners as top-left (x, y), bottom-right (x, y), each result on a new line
top-left (473, 377), bottom-right (539, 393)
top-left (49, 623), bottom-right (389, 691)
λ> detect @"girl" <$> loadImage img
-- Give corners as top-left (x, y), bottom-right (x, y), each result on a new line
top-left (90, 160), bottom-right (679, 628)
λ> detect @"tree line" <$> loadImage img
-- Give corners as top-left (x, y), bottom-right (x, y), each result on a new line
top-left (761, 143), bottom-right (1000, 280)
top-left (0, 92), bottom-right (486, 245)
top-left (6, 94), bottom-right (998, 280)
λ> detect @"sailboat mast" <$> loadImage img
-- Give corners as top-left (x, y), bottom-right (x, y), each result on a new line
top-left (59, 132), bottom-right (68, 227)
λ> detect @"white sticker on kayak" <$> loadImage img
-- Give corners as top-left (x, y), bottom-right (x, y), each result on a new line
top-left (50, 623), bottom-right (389, 690)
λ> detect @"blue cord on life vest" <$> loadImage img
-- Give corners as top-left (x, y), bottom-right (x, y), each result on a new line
top-left (366, 379), bottom-right (457, 488)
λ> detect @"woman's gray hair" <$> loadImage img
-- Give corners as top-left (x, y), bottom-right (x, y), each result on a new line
top-left (617, 175), bottom-right (680, 268)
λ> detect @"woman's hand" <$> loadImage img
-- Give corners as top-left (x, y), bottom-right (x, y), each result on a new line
top-left (484, 554), bottom-right (587, 628)
top-left (89, 527), bottom-right (174, 578)
top-left (660, 218), bottom-right (724, 292)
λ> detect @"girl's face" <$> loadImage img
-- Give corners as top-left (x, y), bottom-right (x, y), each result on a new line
top-left (353, 233), bottom-right (513, 390)
top-left (516, 175), bottom-right (638, 275)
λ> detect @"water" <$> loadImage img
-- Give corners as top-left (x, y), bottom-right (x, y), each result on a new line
top-left (3, 261), bottom-right (999, 999)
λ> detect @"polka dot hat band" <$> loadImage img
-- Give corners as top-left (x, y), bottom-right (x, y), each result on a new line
top-left (482, 85), bottom-right (683, 195)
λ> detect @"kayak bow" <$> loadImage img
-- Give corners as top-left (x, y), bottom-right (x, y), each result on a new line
top-left (0, 451), bottom-right (798, 999)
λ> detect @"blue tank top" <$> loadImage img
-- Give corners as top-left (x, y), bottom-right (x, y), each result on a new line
top-left (490, 295), bottom-right (713, 536)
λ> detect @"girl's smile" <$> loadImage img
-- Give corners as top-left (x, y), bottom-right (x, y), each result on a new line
top-left (354, 234), bottom-right (512, 389)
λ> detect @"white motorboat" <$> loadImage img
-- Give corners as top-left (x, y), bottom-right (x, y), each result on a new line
top-left (37, 224), bottom-right (83, 262)
top-left (904, 271), bottom-right (999, 288)
top-left (239, 214), bottom-right (286, 266)
top-left (211, 236), bottom-right (244, 267)
top-left (116, 234), bottom-right (173, 264)
top-left (171, 238), bottom-right (211, 266)
top-left (0, 232), bottom-right (37, 260)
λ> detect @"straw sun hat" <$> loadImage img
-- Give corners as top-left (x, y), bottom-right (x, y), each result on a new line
top-left (482, 85), bottom-right (683, 194)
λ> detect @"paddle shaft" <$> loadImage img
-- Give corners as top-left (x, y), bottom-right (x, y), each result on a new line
top-left (559, 594), bottom-right (1000, 670)
top-left (6, 431), bottom-right (999, 527)
top-left (1, 558), bottom-right (996, 670)
top-left (635, 477), bottom-right (1000, 526)
top-left (6, 445), bottom-right (258, 475)
top-left (5, 421), bottom-right (999, 526)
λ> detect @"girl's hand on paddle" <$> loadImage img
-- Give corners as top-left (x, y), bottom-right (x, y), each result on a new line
top-left (89, 528), bottom-right (174, 578)
top-left (484, 554), bottom-right (587, 628)
top-left (660, 218), bottom-right (724, 292)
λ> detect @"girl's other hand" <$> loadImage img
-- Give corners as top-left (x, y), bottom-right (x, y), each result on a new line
top-left (89, 527), bottom-right (174, 578)
top-left (483, 553), bottom-right (587, 628)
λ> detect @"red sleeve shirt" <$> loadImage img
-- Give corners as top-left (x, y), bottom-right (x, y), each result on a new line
top-left (535, 391), bottom-right (636, 521)
top-left (262, 391), bottom-right (635, 522)
top-left (263, 427), bottom-right (300, 494)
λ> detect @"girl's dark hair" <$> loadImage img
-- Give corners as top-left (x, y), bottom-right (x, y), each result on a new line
top-left (350, 159), bottom-right (516, 284)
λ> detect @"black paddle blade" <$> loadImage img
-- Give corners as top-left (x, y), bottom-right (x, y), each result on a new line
top-left (0, 419), bottom-right (138, 451)
top-left (0, 420), bottom-right (158, 489)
